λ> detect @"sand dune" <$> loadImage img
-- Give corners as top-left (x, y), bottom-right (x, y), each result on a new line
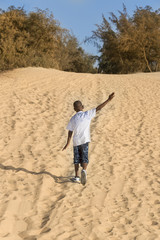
top-left (0, 67), bottom-right (160, 240)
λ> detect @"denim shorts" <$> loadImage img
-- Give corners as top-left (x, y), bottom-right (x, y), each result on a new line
top-left (73, 142), bottom-right (89, 165)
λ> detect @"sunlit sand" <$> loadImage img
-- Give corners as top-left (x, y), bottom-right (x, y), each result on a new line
top-left (0, 67), bottom-right (160, 239)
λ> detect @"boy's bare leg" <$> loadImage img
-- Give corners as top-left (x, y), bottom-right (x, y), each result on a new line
top-left (82, 162), bottom-right (88, 170)
top-left (75, 164), bottom-right (79, 177)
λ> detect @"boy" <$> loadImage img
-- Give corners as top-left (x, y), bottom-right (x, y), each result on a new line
top-left (62, 92), bottom-right (115, 185)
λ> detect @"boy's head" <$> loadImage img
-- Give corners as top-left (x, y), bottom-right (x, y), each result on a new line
top-left (73, 100), bottom-right (84, 112)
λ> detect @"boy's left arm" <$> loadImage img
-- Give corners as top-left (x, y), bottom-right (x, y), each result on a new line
top-left (96, 92), bottom-right (115, 112)
top-left (62, 131), bottom-right (73, 151)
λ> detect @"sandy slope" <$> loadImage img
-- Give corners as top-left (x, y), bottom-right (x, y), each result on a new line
top-left (0, 67), bottom-right (160, 240)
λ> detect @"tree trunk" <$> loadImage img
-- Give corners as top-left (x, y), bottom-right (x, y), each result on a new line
top-left (143, 48), bottom-right (152, 72)
top-left (155, 63), bottom-right (159, 72)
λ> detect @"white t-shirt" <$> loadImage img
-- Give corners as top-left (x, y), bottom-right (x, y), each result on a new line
top-left (67, 109), bottom-right (96, 146)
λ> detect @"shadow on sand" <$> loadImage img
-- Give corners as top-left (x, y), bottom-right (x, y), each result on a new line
top-left (0, 163), bottom-right (74, 184)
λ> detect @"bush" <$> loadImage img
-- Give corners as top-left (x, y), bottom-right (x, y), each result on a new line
top-left (0, 6), bottom-right (96, 73)
top-left (90, 5), bottom-right (160, 73)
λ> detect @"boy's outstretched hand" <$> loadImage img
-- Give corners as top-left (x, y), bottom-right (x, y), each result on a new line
top-left (96, 92), bottom-right (115, 112)
top-left (108, 92), bottom-right (115, 101)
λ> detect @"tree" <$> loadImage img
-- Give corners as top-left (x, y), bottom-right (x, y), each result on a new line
top-left (0, 6), bottom-right (28, 69)
top-left (90, 5), bottom-right (160, 73)
top-left (60, 34), bottom-right (96, 73)
top-left (0, 6), bottom-right (95, 73)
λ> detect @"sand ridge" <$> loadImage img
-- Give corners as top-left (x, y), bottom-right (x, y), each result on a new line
top-left (0, 67), bottom-right (160, 240)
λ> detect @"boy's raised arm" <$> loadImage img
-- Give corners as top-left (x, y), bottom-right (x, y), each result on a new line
top-left (96, 92), bottom-right (115, 112)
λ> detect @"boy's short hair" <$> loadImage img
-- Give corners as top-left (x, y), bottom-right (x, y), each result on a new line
top-left (73, 100), bottom-right (83, 109)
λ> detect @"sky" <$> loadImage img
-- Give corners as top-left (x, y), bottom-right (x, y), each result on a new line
top-left (0, 0), bottom-right (159, 55)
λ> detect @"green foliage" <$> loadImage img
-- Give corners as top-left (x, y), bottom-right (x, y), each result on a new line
top-left (91, 5), bottom-right (160, 73)
top-left (0, 6), bottom-right (96, 73)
